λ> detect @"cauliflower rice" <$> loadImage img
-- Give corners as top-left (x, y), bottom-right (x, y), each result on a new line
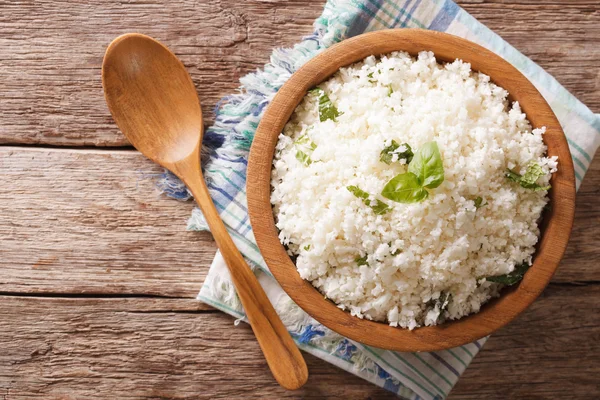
top-left (270, 51), bottom-right (557, 329)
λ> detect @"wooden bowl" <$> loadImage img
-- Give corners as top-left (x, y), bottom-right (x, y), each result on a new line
top-left (247, 29), bottom-right (576, 352)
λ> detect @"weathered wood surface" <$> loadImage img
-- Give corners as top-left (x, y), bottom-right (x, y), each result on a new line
top-left (0, 0), bottom-right (319, 146)
top-left (0, 147), bottom-right (210, 297)
top-left (0, 0), bottom-right (598, 146)
top-left (1, 0), bottom-right (599, 398)
top-left (0, 297), bottom-right (396, 399)
top-left (0, 285), bottom-right (598, 399)
top-left (1, 147), bottom-right (598, 297)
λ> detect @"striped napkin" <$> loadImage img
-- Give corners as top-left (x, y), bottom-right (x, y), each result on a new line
top-left (161, 0), bottom-right (600, 398)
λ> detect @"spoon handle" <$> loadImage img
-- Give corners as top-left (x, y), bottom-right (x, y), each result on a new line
top-left (181, 163), bottom-right (308, 390)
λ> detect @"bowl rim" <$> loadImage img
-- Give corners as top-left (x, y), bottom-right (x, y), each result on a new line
top-left (247, 29), bottom-right (576, 352)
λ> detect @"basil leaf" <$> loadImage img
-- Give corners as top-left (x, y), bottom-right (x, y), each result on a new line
top-left (380, 140), bottom-right (414, 165)
top-left (381, 172), bottom-right (429, 203)
top-left (474, 196), bottom-right (487, 209)
top-left (505, 161), bottom-right (550, 191)
top-left (310, 88), bottom-right (340, 122)
top-left (355, 255), bottom-right (368, 266)
top-left (347, 185), bottom-right (391, 215)
top-left (486, 263), bottom-right (531, 286)
top-left (295, 150), bottom-right (312, 166)
top-left (408, 141), bottom-right (444, 189)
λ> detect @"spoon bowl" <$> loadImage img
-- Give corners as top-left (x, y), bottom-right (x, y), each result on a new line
top-left (103, 34), bottom-right (202, 166)
top-left (102, 33), bottom-right (308, 390)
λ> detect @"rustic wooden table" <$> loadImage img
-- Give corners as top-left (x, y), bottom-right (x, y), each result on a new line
top-left (1, 1), bottom-right (598, 399)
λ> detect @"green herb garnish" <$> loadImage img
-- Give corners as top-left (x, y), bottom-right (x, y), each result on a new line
top-left (391, 249), bottom-right (402, 256)
top-left (303, 244), bottom-right (311, 251)
top-left (355, 255), bottom-right (368, 266)
top-left (387, 84), bottom-right (393, 97)
top-left (294, 134), bottom-right (309, 145)
top-left (426, 292), bottom-right (451, 323)
top-left (506, 161), bottom-right (550, 191)
top-left (408, 141), bottom-right (445, 189)
top-left (295, 150), bottom-right (312, 166)
top-left (486, 262), bottom-right (531, 286)
top-left (381, 172), bottom-right (429, 203)
top-left (474, 196), bottom-right (487, 209)
top-left (347, 185), bottom-right (391, 215)
top-left (294, 134), bottom-right (317, 166)
top-left (381, 141), bottom-right (444, 204)
top-left (380, 140), bottom-right (413, 165)
top-left (310, 88), bottom-right (340, 122)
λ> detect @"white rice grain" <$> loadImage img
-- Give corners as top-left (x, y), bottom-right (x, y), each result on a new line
top-left (270, 51), bottom-right (557, 329)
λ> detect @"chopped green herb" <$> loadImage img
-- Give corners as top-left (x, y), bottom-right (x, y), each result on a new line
top-left (347, 185), bottom-right (391, 215)
top-left (294, 134), bottom-right (317, 165)
top-left (438, 292), bottom-right (451, 312)
top-left (380, 140), bottom-right (413, 165)
top-left (295, 150), bottom-right (312, 166)
top-left (294, 134), bottom-right (311, 145)
top-left (309, 87), bottom-right (341, 122)
top-left (521, 161), bottom-right (545, 186)
top-left (506, 169), bottom-right (522, 183)
top-left (474, 196), bottom-right (487, 209)
top-left (381, 172), bottom-right (429, 203)
top-left (387, 84), bottom-right (394, 97)
top-left (426, 292), bottom-right (451, 323)
top-left (506, 161), bottom-right (550, 191)
top-left (303, 244), bottom-right (311, 251)
top-left (355, 255), bottom-right (368, 266)
top-left (391, 248), bottom-right (402, 256)
top-left (486, 262), bottom-right (531, 286)
top-left (367, 72), bottom-right (374, 78)
top-left (408, 141), bottom-right (445, 189)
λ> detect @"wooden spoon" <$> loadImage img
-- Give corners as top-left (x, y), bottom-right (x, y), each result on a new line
top-left (101, 33), bottom-right (308, 390)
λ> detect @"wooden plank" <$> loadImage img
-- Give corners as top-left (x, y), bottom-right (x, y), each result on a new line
top-left (0, 0), bottom-right (322, 146)
top-left (450, 282), bottom-right (600, 399)
top-left (1, 147), bottom-right (598, 297)
top-left (462, 1), bottom-right (600, 112)
top-left (0, 296), bottom-right (396, 399)
top-left (0, 0), bottom-right (598, 147)
top-left (0, 284), bottom-right (597, 399)
top-left (0, 147), bottom-right (212, 297)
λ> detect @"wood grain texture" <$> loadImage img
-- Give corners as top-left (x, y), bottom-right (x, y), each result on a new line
top-left (0, 0), bottom-right (598, 147)
top-left (451, 282), bottom-right (600, 399)
top-left (1, 145), bottom-right (597, 292)
top-left (248, 29), bottom-right (576, 352)
top-left (0, 147), bottom-right (209, 297)
top-left (0, 0), bottom-right (320, 146)
top-left (0, 285), bottom-right (597, 399)
top-left (0, 0), bottom-right (598, 398)
top-left (0, 296), bottom-right (396, 399)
